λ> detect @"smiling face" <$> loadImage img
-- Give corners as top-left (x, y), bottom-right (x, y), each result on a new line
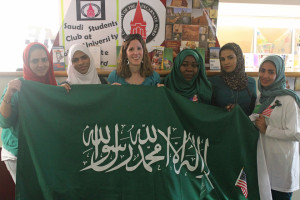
top-left (259, 61), bottom-right (277, 87)
top-left (220, 49), bottom-right (237, 73)
top-left (29, 48), bottom-right (50, 77)
top-left (72, 50), bottom-right (90, 74)
top-left (126, 39), bottom-right (144, 67)
top-left (180, 56), bottom-right (198, 81)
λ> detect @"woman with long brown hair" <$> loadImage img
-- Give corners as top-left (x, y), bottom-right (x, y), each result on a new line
top-left (108, 34), bottom-right (160, 85)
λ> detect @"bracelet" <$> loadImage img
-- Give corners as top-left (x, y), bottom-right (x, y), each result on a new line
top-left (60, 81), bottom-right (71, 86)
top-left (2, 98), bottom-right (11, 104)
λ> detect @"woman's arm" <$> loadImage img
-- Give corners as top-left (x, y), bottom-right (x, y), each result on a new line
top-left (0, 79), bottom-right (21, 119)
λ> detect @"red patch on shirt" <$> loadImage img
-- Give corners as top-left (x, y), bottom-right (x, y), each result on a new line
top-left (192, 95), bottom-right (198, 102)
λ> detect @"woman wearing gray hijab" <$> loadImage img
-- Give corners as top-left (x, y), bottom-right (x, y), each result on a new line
top-left (250, 55), bottom-right (300, 200)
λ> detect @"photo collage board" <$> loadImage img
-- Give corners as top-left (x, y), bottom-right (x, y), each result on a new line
top-left (164, 0), bottom-right (219, 63)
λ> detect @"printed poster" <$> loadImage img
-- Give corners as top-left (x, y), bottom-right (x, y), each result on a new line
top-left (60, 0), bottom-right (166, 69)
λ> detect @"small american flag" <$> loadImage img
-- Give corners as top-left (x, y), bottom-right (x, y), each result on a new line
top-left (262, 105), bottom-right (273, 118)
top-left (235, 168), bottom-right (248, 198)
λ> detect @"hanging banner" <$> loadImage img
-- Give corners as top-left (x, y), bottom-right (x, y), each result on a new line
top-left (59, 0), bottom-right (166, 69)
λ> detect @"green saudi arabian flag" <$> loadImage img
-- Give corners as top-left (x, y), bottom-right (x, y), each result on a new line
top-left (16, 80), bottom-right (260, 200)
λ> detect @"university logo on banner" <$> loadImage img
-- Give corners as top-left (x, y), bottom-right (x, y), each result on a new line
top-left (76, 0), bottom-right (106, 20)
top-left (120, 0), bottom-right (165, 47)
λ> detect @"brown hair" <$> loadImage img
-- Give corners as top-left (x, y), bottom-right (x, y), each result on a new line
top-left (117, 34), bottom-right (153, 78)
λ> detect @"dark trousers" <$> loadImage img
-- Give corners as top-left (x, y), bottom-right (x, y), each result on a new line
top-left (271, 190), bottom-right (293, 200)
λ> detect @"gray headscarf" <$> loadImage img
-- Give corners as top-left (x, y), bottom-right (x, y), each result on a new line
top-left (258, 55), bottom-right (300, 113)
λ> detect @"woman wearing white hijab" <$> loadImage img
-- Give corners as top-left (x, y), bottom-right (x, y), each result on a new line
top-left (66, 44), bottom-right (101, 85)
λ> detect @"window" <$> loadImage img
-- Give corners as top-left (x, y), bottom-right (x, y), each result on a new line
top-left (217, 3), bottom-right (300, 68)
top-left (0, 0), bottom-right (60, 72)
